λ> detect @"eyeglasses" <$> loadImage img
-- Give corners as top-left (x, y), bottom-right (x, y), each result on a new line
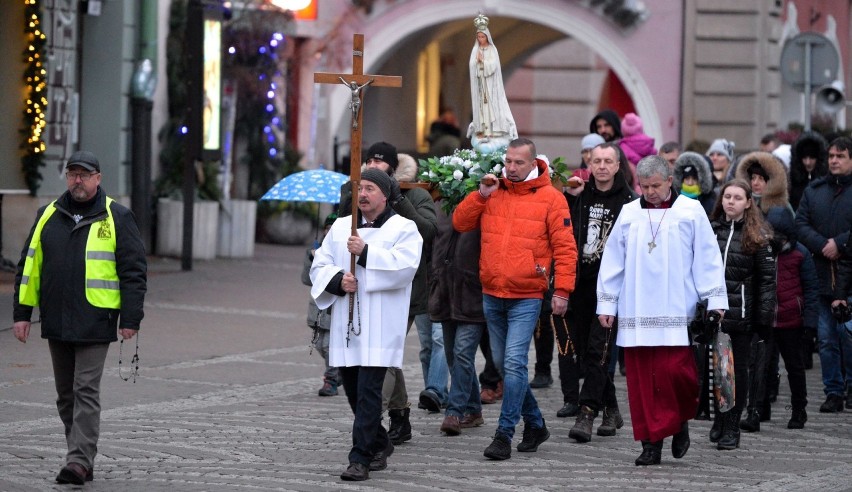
top-left (66, 171), bottom-right (99, 181)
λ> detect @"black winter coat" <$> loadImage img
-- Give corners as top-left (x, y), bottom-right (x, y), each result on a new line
top-left (429, 202), bottom-right (485, 323)
top-left (13, 188), bottom-right (147, 342)
top-left (712, 219), bottom-right (776, 336)
top-left (837, 234), bottom-right (852, 300)
top-left (795, 174), bottom-right (852, 296)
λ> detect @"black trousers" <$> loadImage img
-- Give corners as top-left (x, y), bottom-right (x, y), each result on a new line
top-left (557, 283), bottom-right (594, 405)
top-left (478, 328), bottom-right (502, 390)
top-left (533, 312), bottom-right (554, 377)
top-left (340, 366), bottom-right (389, 466)
top-left (577, 316), bottom-right (619, 411)
top-left (770, 328), bottom-right (808, 409)
top-left (745, 333), bottom-right (768, 412)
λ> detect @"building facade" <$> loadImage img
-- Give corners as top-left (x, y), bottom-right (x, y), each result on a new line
top-left (0, 0), bottom-right (849, 260)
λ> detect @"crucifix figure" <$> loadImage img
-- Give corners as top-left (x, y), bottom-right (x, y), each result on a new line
top-left (314, 34), bottom-right (402, 322)
top-left (339, 77), bottom-right (373, 129)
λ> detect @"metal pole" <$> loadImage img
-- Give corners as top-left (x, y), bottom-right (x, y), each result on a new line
top-left (131, 98), bottom-right (153, 252)
top-left (804, 38), bottom-right (812, 132)
top-left (182, 0), bottom-right (205, 271)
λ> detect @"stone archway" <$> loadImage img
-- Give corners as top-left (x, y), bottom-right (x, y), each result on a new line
top-left (321, 1), bottom-right (668, 151)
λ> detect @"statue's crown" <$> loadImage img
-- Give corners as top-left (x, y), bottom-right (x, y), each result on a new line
top-left (474, 13), bottom-right (489, 32)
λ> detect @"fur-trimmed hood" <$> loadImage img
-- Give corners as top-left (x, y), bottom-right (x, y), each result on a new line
top-left (735, 151), bottom-right (789, 213)
top-left (395, 153), bottom-right (419, 183)
top-left (673, 151), bottom-right (714, 195)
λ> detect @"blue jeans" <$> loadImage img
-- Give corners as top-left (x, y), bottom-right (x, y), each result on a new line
top-left (442, 321), bottom-right (484, 418)
top-left (816, 297), bottom-right (852, 396)
top-left (416, 313), bottom-right (448, 402)
top-left (482, 294), bottom-right (544, 440)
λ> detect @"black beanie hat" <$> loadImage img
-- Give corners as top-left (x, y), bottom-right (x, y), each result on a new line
top-left (747, 162), bottom-right (770, 181)
top-left (366, 142), bottom-right (399, 171)
top-left (361, 168), bottom-right (393, 198)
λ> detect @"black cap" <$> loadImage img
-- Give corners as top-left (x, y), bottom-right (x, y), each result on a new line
top-left (65, 151), bottom-right (100, 173)
top-left (365, 142), bottom-right (398, 171)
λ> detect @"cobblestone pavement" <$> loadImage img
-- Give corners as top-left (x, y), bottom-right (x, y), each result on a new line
top-left (1, 244), bottom-right (850, 491)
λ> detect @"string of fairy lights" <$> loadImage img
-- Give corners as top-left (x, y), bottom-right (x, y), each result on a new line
top-left (228, 30), bottom-right (287, 160)
top-left (22, 0), bottom-right (48, 194)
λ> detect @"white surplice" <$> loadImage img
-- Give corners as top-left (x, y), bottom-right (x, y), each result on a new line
top-left (310, 215), bottom-right (423, 368)
top-left (596, 195), bottom-right (728, 347)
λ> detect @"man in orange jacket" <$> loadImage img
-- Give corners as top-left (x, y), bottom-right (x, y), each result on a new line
top-left (454, 137), bottom-right (577, 460)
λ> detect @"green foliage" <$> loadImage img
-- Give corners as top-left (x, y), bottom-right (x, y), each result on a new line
top-left (419, 148), bottom-right (570, 214)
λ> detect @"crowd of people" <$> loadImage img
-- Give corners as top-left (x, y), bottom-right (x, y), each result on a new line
top-left (304, 112), bottom-right (852, 479)
top-left (300, 11), bottom-right (849, 483)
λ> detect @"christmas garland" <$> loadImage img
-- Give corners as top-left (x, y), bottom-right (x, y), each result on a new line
top-left (21, 0), bottom-right (47, 195)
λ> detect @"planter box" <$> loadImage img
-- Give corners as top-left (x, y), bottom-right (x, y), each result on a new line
top-left (217, 199), bottom-right (256, 258)
top-left (156, 198), bottom-right (219, 260)
top-left (261, 212), bottom-right (313, 245)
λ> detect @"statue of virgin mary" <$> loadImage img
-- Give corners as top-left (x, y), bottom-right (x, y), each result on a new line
top-left (468, 13), bottom-right (517, 153)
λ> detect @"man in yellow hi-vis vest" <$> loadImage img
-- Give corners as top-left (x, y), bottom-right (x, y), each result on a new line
top-left (12, 151), bottom-right (147, 485)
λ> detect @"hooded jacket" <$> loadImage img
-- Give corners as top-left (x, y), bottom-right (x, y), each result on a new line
top-left (619, 134), bottom-right (657, 166)
top-left (567, 173), bottom-right (637, 283)
top-left (765, 207), bottom-right (819, 329)
top-left (453, 159), bottom-right (577, 300)
top-left (588, 109), bottom-right (622, 142)
top-left (789, 131), bottom-right (829, 210)
top-left (673, 151), bottom-right (716, 215)
top-left (711, 218), bottom-right (777, 336)
top-left (13, 187), bottom-right (147, 342)
top-left (735, 151), bottom-right (791, 214)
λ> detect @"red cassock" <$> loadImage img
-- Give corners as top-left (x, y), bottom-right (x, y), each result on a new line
top-left (624, 346), bottom-right (699, 442)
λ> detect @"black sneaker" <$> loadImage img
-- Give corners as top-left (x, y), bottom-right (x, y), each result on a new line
top-left (517, 420), bottom-right (550, 452)
top-left (819, 394), bottom-right (844, 413)
top-left (484, 433), bottom-right (512, 460)
top-left (530, 373), bottom-right (553, 388)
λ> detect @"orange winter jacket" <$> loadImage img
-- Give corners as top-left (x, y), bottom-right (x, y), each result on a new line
top-left (453, 160), bottom-right (577, 299)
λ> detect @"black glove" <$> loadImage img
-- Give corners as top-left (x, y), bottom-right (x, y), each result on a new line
top-left (389, 177), bottom-right (403, 205)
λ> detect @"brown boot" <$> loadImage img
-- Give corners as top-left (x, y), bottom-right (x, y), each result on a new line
top-left (568, 405), bottom-right (597, 443)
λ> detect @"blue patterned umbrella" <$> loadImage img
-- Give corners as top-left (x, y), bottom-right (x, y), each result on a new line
top-left (260, 168), bottom-right (348, 204)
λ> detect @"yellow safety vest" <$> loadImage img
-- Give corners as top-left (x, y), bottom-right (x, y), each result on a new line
top-left (19, 197), bottom-right (121, 309)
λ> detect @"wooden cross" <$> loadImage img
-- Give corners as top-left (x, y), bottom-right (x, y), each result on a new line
top-left (314, 34), bottom-right (402, 271)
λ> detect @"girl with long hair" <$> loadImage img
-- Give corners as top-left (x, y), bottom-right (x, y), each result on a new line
top-left (708, 179), bottom-right (776, 450)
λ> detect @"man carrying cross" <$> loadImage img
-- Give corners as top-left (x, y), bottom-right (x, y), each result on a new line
top-left (310, 169), bottom-right (423, 481)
